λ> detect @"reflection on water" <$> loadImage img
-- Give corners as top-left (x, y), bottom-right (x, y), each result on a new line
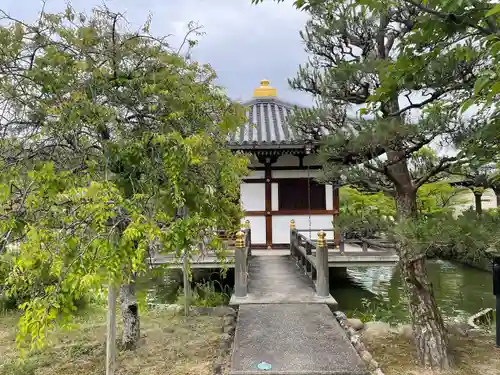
top-left (332, 259), bottom-right (495, 322)
top-left (146, 260), bottom-right (494, 323)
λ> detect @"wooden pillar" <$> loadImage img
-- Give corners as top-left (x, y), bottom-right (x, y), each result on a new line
top-left (265, 159), bottom-right (272, 249)
top-left (333, 185), bottom-right (340, 247)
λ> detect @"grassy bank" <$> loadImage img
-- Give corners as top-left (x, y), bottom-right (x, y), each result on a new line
top-left (0, 307), bottom-right (221, 375)
top-left (364, 331), bottom-right (500, 375)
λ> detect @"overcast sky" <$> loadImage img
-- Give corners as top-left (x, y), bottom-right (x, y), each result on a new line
top-left (3, 0), bottom-right (314, 105)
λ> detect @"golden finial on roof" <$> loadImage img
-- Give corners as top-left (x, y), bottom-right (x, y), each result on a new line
top-left (253, 79), bottom-right (277, 97)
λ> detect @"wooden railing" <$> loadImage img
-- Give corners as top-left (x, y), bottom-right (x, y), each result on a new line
top-left (233, 226), bottom-right (252, 298)
top-left (289, 223), bottom-right (330, 297)
top-left (294, 227), bottom-right (396, 252)
top-left (347, 237), bottom-right (396, 251)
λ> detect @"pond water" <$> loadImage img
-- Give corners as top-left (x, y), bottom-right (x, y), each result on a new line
top-left (332, 259), bottom-right (495, 323)
top-left (147, 259), bottom-right (495, 324)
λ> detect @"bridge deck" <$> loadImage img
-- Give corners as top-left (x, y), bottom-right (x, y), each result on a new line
top-left (150, 244), bottom-right (399, 268)
top-left (229, 255), bottom-right (368, 375)
top-left (230, 255), bottom-right (337, 305)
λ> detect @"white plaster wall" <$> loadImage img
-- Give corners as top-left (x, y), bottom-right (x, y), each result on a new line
top-left (242, 216), bottom-right (266, 244)
top-left (271, 183), bottom-right (279, 210)
top-left (325, 184), bottom-right (333, 210)
top-left (272, 169), bottom-right (322, 179)
top-left (245, 170), bottom-right (265, 179)
top-left (272, 215), bottom-right (334, 244)
top-left (240, 183), bottom-right (265, 211)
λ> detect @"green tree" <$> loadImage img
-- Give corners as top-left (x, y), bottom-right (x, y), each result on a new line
top-left (337, 186), bottom-right (395, 238)
top-left (448, 162), bottom-right (500, 213)
top-left (253, 0), bottom-right (500, 157)
top-left (416, 182), bottom-right (466, 215)
top-left (252, 0), bottom-right (497, 369)
top-left (0, 6), bottom-right (248, 352)
top-left (384, 0), bottom-right (500, 161)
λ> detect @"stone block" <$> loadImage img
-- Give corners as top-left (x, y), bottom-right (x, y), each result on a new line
top-left (347, 318), bottom-right (365, 331)
top-left (359, 350), bottom-right (373, 364)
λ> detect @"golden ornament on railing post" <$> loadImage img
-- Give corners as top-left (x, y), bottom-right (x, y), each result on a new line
top-left (289, 219), bottom-right (296, 257)
top-left (234, 230), bottom-right (248, 298)
top-left (317, 230), bottom-right (326, 249)
top-left (235, 230), bottom-right (245, 249)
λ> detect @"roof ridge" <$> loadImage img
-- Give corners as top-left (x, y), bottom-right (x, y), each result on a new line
top-left (239, 97), bottom-right (305, 109)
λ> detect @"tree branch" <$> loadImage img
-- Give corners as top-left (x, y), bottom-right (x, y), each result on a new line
top-left (414, 157), bottom-right (460, 189)
top-left (402, 0), bottom-right (499, 38)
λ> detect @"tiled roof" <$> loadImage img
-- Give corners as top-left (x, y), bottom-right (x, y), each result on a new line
top-left (228, 97), bottom-right (306, 148)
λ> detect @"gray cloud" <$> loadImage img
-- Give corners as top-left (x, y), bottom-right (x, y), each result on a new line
top-left (3, 0), bottom-right (313, 105)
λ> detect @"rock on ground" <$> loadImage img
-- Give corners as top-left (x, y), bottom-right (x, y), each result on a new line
top-left (393, 324), bottom-right (413, 340)
top-left (363, 321), bottom-right (391, 340)
top-left (347, 318), bottom-right (365, 331)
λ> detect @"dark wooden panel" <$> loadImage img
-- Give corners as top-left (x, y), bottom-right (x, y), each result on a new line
top-left (332, 186), bottom-right (340, 247)
top-left (249, 166), bottom-right (322, 171)
top-left (265, 161), bottom-right (272, 248)
top-left (278, 178), bottom-right (326, 211)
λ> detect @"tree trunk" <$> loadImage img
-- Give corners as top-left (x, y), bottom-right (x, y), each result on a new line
top-left (398, 243), bottom-right (450, 368)
top-left (497, 192), bottom-right (500, 208)
top-left (391, 157), bottom-right (451, 369)
top-left (474, 192), bottom-right (483, 215)
top-left (120, 279), bottom-right (140, 350)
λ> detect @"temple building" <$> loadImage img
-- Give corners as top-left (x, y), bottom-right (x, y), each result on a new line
top-left (228, 80), bottom-right (340, 249)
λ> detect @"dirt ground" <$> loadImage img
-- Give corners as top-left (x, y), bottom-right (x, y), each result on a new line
top-left (364, 331), bottom-right (500, 375)
top-left (0, 307), bottom-right (222, 375)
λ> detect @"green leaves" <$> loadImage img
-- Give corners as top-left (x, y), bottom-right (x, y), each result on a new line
top-left (0, 5), bottom-right (248, 352)
top-left (474, 74), bottom-right (492, 95)
top-left (485, 3), bottom-right (500, 17)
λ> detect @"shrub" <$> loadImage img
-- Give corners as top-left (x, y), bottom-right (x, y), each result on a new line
top-left (438, 209), bottom-right (500, 270)
top-left (177, 280), bottom-right (231, 307)
top-left (1, 250), bottom-right (94, 312)
top-left (416, 182), bottom-right (468, 216)
top-left (394, 208), bottom-right (500, 270)
top-left (338, 186), bottom-right (395, 239)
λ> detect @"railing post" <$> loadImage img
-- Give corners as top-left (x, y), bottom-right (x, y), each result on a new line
top-left (234, 230), bottom-right (248, 298)
top-left (339, 232), bottom-right (345, 255)
top-left (305, 242), bottom-right (312, 255)
top-left (245, 220), bottom-right (252, 257)
top-left (316, 230), bottom-right (330, 297)
top-left (289, 219), bottom-right (296, 256)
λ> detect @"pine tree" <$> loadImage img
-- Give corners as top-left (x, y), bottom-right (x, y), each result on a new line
top-left (250, 0), bottom-right (496, 368)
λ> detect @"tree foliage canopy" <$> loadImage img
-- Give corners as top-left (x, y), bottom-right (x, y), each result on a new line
top-left (0, 6), bottom-right (247, 350)
top-left (252, 0), bottom-right (498, 368)
top-left (252, 0), bottom-right (500, 158)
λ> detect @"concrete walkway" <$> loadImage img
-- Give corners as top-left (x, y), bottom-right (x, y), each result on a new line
top-left (229, 255), bottom-right (369, 375)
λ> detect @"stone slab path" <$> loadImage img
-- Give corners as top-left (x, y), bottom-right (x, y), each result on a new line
top-left (231, 304), bottom-right (368, 375)
top-left (229, 255), bottom-right (369, 375)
